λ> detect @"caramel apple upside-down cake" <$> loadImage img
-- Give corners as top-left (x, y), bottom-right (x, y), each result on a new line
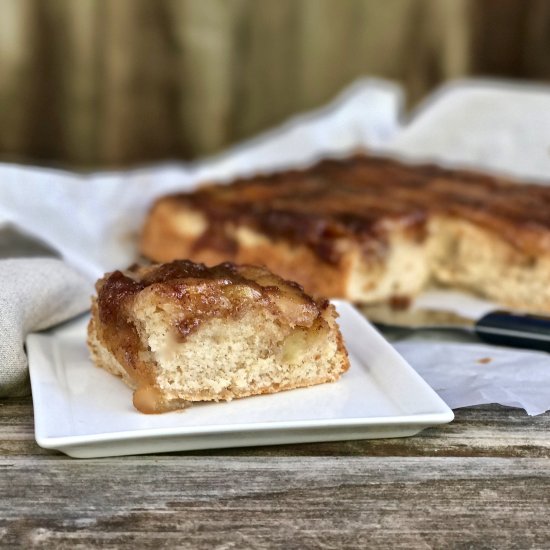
top-left (88, 260), bottom-right (349, 413)
top-left (141, 155), bottom-right (550, 313)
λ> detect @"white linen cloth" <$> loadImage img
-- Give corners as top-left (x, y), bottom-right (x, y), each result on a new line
top-left (385, 79), bottom-right (550, 181)
top-left (1, 77), bottom-right (550, 415)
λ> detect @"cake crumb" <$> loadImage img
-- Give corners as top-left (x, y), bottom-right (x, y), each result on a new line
top-left (477, 357), bottom-right (492, 365)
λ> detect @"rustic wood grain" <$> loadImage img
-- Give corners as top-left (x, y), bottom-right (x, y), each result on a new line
top-left (2, 398), bottom-right (549, 548)
top-left (1, 455), bottom-right (549, 548)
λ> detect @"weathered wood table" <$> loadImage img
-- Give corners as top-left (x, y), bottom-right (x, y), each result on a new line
top-left (1, 398), bottom-right (549, 548)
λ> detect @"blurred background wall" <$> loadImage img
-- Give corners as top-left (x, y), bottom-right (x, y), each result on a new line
top-left (0, 0), bottom-right (549, 168)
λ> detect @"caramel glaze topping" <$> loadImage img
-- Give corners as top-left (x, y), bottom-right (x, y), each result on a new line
top-left (170, 155), bottom-right (550, 261)
top-left (98, 260), bottom-right (326, 342)
top-left (95, 260), bottom-right (330, 409)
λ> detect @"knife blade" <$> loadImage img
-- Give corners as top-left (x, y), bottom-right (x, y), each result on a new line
top-left (359, 303), bottom-right (550, 352)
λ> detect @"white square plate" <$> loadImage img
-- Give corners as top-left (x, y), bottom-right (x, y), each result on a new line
top-left (27, 301), bottom-right (453, 458)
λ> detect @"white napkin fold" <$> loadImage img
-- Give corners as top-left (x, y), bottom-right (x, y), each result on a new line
top-left (0, 259), bottom-right (91, 396)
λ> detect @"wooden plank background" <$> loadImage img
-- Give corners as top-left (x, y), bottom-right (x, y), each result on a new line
top-left (1, 0), bottom-right (549, 168)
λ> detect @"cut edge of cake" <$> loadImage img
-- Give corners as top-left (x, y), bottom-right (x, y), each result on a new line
top-left (87, 261), bottom-right (350, 414)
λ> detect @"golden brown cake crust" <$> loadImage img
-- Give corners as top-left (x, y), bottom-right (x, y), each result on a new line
top-left (144, 155), bottom-right (550, 258)
top-left (140, 155), bottom-right (550, 312)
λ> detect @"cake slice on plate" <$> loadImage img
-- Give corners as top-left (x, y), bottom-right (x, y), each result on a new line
top-left (87, 260), bottom-right (349, 413)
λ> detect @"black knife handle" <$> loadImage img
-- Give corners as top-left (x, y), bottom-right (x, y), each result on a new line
top-left (475, 310), bottom-right (550, 352)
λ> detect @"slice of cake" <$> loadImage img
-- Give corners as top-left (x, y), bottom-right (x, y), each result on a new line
top-left (140, 155), bottom-right (550, 313)
top-left (87, 260), bottom-right (349, 413)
